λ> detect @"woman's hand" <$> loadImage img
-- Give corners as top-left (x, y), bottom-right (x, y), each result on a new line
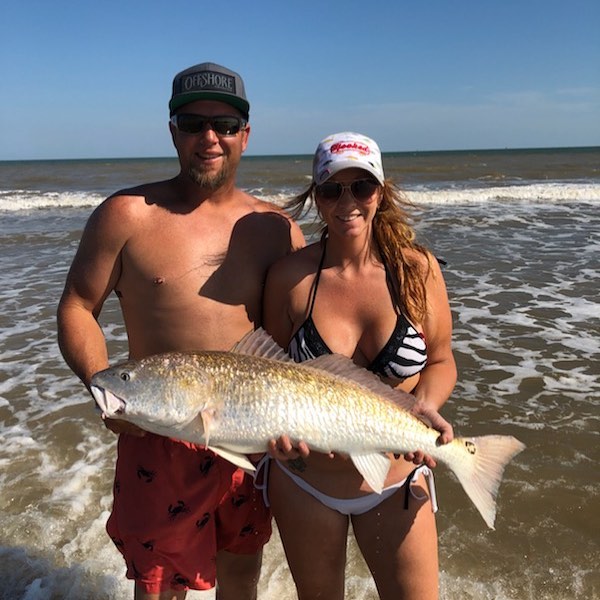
top-left (403, 400), bottom-right (454, 467)
top-left (267, 435), bottom-right (311, 461)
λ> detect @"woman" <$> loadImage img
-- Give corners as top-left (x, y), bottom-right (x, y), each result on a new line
top-left (263, 132), bottom-right (457, 599)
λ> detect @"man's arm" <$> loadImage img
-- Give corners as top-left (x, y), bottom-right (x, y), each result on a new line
top-left (57, 194), bottom-right (145, 435)
top-left (57, 199), bottom-right (122, 382)
top-left (288, 218), bottom-right (305, 253)
top-left (262, 254), bottom-right (310, 460)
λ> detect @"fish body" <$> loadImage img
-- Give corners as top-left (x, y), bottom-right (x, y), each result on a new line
top-left (91, 330), bottom-right (525, 529)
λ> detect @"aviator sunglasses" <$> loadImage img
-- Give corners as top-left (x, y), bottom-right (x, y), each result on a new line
top-left (170, 114), bottom-right (247, 136)
top-left (315, 178), bottom-right (381, 202)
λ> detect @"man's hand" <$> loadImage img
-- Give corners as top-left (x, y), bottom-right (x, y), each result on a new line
top-left (102, 415), bottom-right (147, 437)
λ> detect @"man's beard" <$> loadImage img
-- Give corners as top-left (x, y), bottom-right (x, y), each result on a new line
top-left (188, 161), bottom-right (231, 191)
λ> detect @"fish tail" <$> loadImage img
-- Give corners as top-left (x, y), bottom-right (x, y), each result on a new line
top-left (446, 435), bottom-right (525, 529)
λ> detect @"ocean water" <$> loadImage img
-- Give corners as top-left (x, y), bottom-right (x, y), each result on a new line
top-left (0, 147), bottom-right (599, 599)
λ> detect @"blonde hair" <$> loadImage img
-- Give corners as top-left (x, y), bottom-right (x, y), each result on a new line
top-left (286, 179), bottom-right (431, 324)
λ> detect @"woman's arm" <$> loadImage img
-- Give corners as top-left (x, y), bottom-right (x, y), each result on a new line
top-left (403, 255), bottom-right (457, 464)
top-left (412, 254), bottom-right (457, 413)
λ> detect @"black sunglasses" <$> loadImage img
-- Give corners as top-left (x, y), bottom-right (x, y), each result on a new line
top-left (170, 114), bottom-right (247, 136)
top-left (315, 178), bottom-right (380, 202)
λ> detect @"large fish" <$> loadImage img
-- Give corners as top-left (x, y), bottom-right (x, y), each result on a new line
top-left (91, 329), bottom-right (525, 529)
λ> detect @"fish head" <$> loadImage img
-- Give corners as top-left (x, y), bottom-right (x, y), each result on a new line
top-left (90, 353), bottom-right (211, 434)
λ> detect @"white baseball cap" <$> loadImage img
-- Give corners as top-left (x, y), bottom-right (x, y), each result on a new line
top-left (312, 132), bottom-right (385, 185)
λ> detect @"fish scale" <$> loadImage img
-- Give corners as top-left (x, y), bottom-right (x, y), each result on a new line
top-left (208, 354), bottom-right (422, 452)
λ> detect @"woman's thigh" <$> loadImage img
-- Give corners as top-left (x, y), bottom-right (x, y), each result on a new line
top-left (268, 462), bottom-right (350, 600)
top-left (351, 473), bottom-right (439, 600)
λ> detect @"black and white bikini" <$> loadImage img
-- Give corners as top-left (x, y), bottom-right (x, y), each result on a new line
top-left (288, 239), bottom-right (428, 381)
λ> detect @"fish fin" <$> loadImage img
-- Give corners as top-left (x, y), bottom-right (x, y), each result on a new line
top-left (350, 453), bottom-right (391, 494)
top-left (201, 408), bottom-right (217, 447)
top-left (207, 446), bottom-right (257, 474)
top-left (306, 354), bottom-right (415, 411)
top-left (448, 435), bottom-right (526, 529)
top-left (232, 328), bottom-right (293, 362)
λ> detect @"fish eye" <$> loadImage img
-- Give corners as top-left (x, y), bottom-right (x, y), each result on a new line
top-left (120, 372), bottom-right (131, 382)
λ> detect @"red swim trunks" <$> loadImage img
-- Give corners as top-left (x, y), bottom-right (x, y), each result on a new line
top-left (106, 433), bottom-right (271, 594)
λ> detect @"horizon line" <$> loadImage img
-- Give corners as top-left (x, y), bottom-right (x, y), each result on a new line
top-left (1, 144), bottom-right (599, 163)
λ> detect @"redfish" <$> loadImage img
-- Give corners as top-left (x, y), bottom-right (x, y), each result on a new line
top-left (91, 329), bottom-right (525, 529)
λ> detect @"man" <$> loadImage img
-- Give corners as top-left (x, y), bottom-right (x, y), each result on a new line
top-left (57, 62), bottom-right (304, 600)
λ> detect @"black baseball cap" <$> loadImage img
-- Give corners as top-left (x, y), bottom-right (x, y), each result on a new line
top-left (169, 62), bottom-right (249, 119)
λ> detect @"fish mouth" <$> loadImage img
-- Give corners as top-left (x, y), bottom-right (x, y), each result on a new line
top-left (90, 385), bottom-right (126, 417)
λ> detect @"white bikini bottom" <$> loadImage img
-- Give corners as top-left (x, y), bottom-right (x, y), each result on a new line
top-left (254, 456), bottom-right (438, 516)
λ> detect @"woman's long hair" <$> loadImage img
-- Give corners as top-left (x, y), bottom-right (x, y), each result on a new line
top-left (286, 180), bottom-right (431, 324)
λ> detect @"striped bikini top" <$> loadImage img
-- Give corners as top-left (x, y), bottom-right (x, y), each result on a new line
top-left (288, 241), bottom-right (428, 381)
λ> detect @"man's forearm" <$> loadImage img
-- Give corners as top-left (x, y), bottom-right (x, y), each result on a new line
top-left (57, 302), bottom-right (110, 388)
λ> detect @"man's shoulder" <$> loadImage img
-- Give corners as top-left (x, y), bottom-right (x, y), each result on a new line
top-left (241, 192), bottom-right (286, 215)
top-left (108, 178), bottom-right (176, 204)
top-left (83, 181), bottom-right (174, 236)
top-left (269, 241), bottom-right (320, 275)
top-left (96, 179), bottom-right (176, 215)
top-left (246, 194), bottom-right (305, 244)
top-left (232, 191), bottom-right (302, 236)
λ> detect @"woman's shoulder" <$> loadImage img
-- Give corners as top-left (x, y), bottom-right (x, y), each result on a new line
top-left (394, 246), bottom-right (448, 288)
top-left (400, 246), bottom-right (434, 269)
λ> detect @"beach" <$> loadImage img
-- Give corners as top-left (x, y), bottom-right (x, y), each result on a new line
top-left (0, 147), bottom-right (599, 599)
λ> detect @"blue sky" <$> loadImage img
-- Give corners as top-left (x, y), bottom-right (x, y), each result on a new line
top-left (1, 0), bottom-right (598, 160)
